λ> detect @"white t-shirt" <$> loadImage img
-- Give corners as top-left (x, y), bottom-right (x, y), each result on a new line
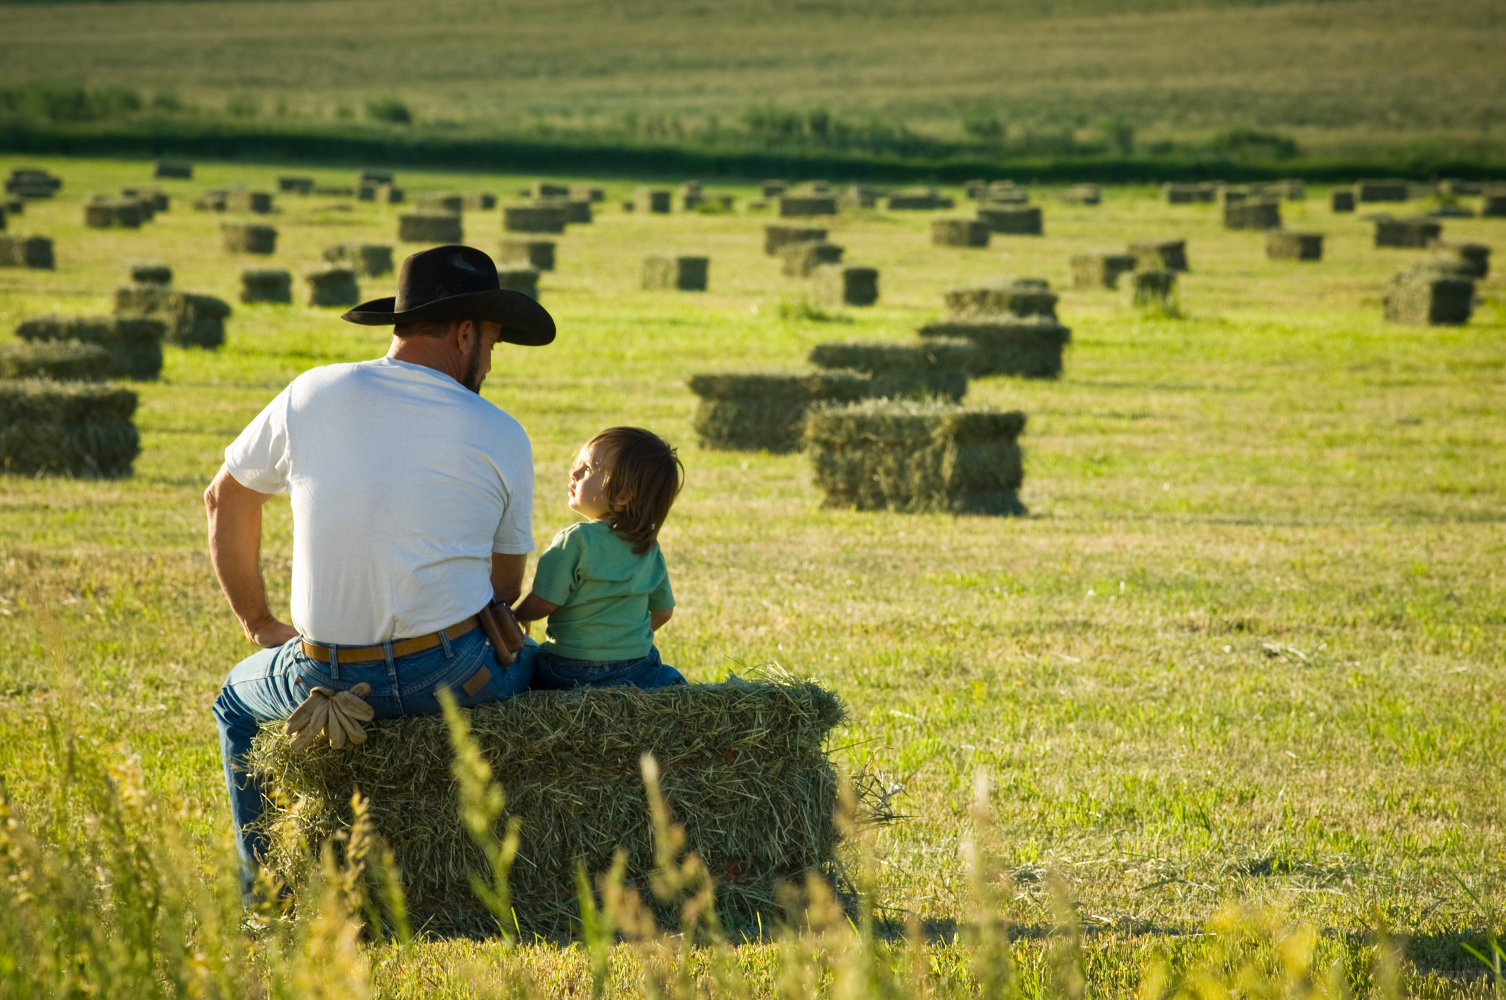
top-left (224, 357), bottom-right (534, 644)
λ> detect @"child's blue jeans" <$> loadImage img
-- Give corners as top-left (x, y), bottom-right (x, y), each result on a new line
top-left (530, 645), bottom-right (686, 690)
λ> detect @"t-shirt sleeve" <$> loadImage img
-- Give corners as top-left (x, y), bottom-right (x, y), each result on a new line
top-left (223, 386), bottom-right (293, 495)
top-left (647, 548), bottom-right (675, 611)
top-left (492, 432), bottom-right (535, 555)
top-left (529, 527), bottom-right (583, 607)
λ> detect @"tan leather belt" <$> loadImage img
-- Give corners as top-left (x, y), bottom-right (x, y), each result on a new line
top-left (300, 616), bottom-right (479, 664)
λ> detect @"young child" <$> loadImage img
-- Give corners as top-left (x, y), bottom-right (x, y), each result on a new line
top-left (513, 426), bottom-right (686, 689)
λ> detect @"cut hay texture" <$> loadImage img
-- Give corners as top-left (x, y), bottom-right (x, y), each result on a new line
top-left (114, 288), bottom-right (230, 349)
top-left (885, 189), bottom-right (953, 211)
top-left (1129, 239), bottom-right (1188, 272)
top-left (635, 189), bottom-right (672, 214)
top-left (415, 193), bottom-right (465, 214)
top-left (1061, 184), bottom-right (1101, 205)
top-left (496, 266), bottom-right (540, 300)
top-left (399, 213), bottom-right (463, 244)
top-left (1373, 216), bottom-right (1441, 249)
top-left (84, 200), bottom-right (144, 229)
top-left (944, 278), bottom-right (1058, 320)
top-left (0, 235), bottom-right (54, 269)
top-left (932, 219), bottom-right (989, 247)
top-left (240, 269), bottom-right (293, 304)
top-left (499, 239), bottom-right (556, 272)
top-left (780, 241), bottom-right (844, 276)
top-left (1223, 200), bottom-right (1282, 230)
top-left (1331, 189), bottom-right (1356, 212)
top-left (808, 339), bottom-right (971, 401)
top-left (226, 190), bottom-right (274, 214)
top-left (0, 341), bottom-right (110, 381)
top-left (765, 225), bottom-right (827, 256)
top-left (805, 398), bottom-right (1026, 515)
top-left (322, 243), bottom-right (394, 278)
top-left (129, 262), bottom-right (172, 286)
top-left (222, 222), bottom-right (278, 254)
top-left (250, 677), bottom-right (848, 938)
top-left (15, 314), bottom-right (166, 379)
top-left (759, 180), bottom-right (787, 197)
top-left (0, 380), bottom-right (139, 477)
top-left (1479, 189), bottom-right (1506, 218)
top-left (304, 267), bottom-right (360, 308)
top-left (918, 318), bottom-right (1071, 379)
top-left (977, 206), bottom-right (1042, 235)
top-left (154, 161), bottom-right (192, 179)
top-left (278, 176), bottom-right (314, 194)
top-left (1265, 232), bottom-right (1324, 261)
top-left (502, 205), bottom-right (567, 234)
top-left (1427, 242), bottom-right (1490, 279)
top-left (464, 193), bottom-right (497, 210)
top-left (642, 256), bottom-right (708, 291)
top-left (814, 265), bottom-right (878, 307)
top-left (778, 195), bottom-right (838, 217)
top-left (1356, 179), bottom-right (1409, 203)
top-left (1071, 253), bottom-right (1137, 290)
top-left (1133, 270), bottom-right (1177, 306)
top-left (687, 370), bottom-right (874, 451)
top-left (1384, 271), bottom-right (1474, 325)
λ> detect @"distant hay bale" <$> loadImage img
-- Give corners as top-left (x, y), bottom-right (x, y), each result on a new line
top-left (814, 265), bottom-right (878, 307)
top-left (985, 181), bottom-right (1023, 202)
top-left (1273, 178), bottom-right (1306, 200)
top-left (796, 181), bottom-right (831, 194)
top-left (0, 341), bottom-right (111, 382)
top-left (2, 197), bottom-right (19, 215)
top-left (1061, 184), bottom-right (1101, 205)
top-left (502, 205), bottom-right (567, 234)
top-left (569, 184), bottom-right (605, 203)
top-left (1071, 253), bottom-right (1136, 290)
top-left (154, 161), bottom-right (192, 179)
top-left (5, 168), bottom-right (61, 199)
top-left (304, 267), bottom-right (360, 308)
top-left (635, 189), bottom-right (672, 214)
top-left (0, 235), bottom-right (55, 269)
top-left (1481, 189), bottom-right (1506, 218)
top-left (250, 678), bottom-right (848, 939)
top-left (1331, 189), bottom-right (1356, 212)
top-left (193, 192), bottom-right (227, 212)
top-left (415, 193), bottom-right (465, 213)
top-left (84, 200), bottom-right (144, 229)
top-left (1193, 182), bottom-right (1221, 203)
top-left (532, 181), bottom-right (569, 200)
top-left (114, 288), bottom-right (230, 349)
top-left (843, 184), bottom-right (881, 208)
top-left (463, 192), bottom-right (497, 210)
top-left (1355, 179), bottom-right (1409, 203)
top-left (918, 318), bottom-right (1071, 379)
top-left (976, 206), bottom-right (1042, 235)
top-left (226, 190), bottom-right (274, 214)
top-left (1373, 216), bottom-right (1441, 249)
top-left (1439, 179), bottom-right (1482, 197)
top-left (1426, 241), bottom-right (1490, 279)
top-left (1223, 200), bottom-right (1282, 230)
top-left (1129, 239), bottom-right (1188, 272)
top-left (399, 213), bottom-right (463, 244)
top-left (322, 243), bottom-right (394, 278)
top-left (642, 256), bottom-right (708, 291)
top-left (808, 339), bottom-right (972, 401)
top-left (932, 219), bottom-right (990, 247)
top-left (687, 370), bottom-right (874, 451)
top-left (1164, 183), bottom-right (1197, 205)
top-left (128, 261), bottom-right (172, 286)
top-left (14, 314), bottom-right (166, 379)
top-left (358, 183), bottom-right (404, 204)
top-left (885, 189), bottom-right (953, 211)
top-left (496, 266), bottom-right (540, 300)
top-left (121, 188), bottom-right (169, 212)
top-left (1384, 271), bottom-right (1474, 325)
top-left (314, 185), bottom-right (355, 197)
top-left (277, 176), bottom-right (314, 194)
top-left (0, 380), bottom-right (140, 477)
top-left (240, 269), bottom-right (293, 304)
top-left (361, 170), bottom-right (394, 185)
top-left (222, 222), bottom-right (278, 254)
top-left (764, 225), bottom-right (828, 255)
top-left (780, 241), bottom-right (844, 276)
top-left (1265, 231), bottom-right (1323, 261)
top-left (944, 278), bottom-right (1058, 320)
top-left (805, 398), bottom-right (1026, 515)
top-left (498, 239), bottom-right (555, 271)
top-left (964, 179), bottom-right (987, 200)
top-left (1133, 270), bottom-right (1177, 306)
top-left (562, 199), bottom-right (592, 224)
top-left (0, 206), bottom-right (6, 231)
top-left (759, 180), bottom-right (787, 197)
top-left (778, 195), bottom-right (838, 217)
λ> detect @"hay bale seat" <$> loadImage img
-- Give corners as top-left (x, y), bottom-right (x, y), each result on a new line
top-left (944, 279), bottom-right (1058, 320)
top-left (249, 678), bottom-right (848, 938)
top-left (399, 213), bottom-right (463, 244)
top-left (687, 371), bottom-right (874, 452)
top-left (114, 288), bottom-right (231, 349)
top-left (304, 267), bottom-right (360, 308)
top-left (642, 256), bottom-right (708, 291)
top-left (415, 193), bottom-right (465, 214)
top-left (765, 225), bottom-right (828, 256)
top-left (1482, 190), bottom-right (1506, 218)
top-left (779, 195), bottom-right (837, 217)
top-left (129, 262), bottom-right (172, 286)
top-left (226, 190), bottom-right (274, 214)
top-left (0, 380), bottom-right (139, 477)
top-left (1374, 216), bottom-right (1441, 249)
top-left (499, 239), bottom-right (556, 271)
top-left (0, 235), bottom-right (54, 269)
top-left (805, 399), bottom-right (1026, 515)
top-left (154, 161), bottom-right (192, 179)
top-left (1384, 272), bottom-right (1474, 325)
top-left (496, 266), bottom-right (540, 300)
top-left (932, 219), bottom-right (989, 247)
top-left (1061, 184), bottom-right (1101, 206)
top-left (1331, 189), bottom-right (1356, 212)
top-left (1427, 242), bottom-right (1490, 279)
top-left (977, 206), bottom-right (1042, 235)
top-left (1129, 239), bottom-right (1188, 273)
top-left (1133, 270), bottom-right (1177, 306)
top-left (1071, 253), bottom-right (1137, 290)
top-left (808, 340), bottom-right (971, 401)
top-left (1266, 231), bottom-right (1324, 261)
top-left (0, 341), bottom-right (111, 382)
top-left (635, 189), bottom-right (672, 214)
top-left (780, 241), bottom-right (844, 276)
top-left (503, 205), bottom-right (567, 234)
top-left (84, 199), bottom-right (144, 229)
top-left (223, 222), bottom-right (278, 254)
top-left (323, 243), bottom-right (394, 278)
top-left (814, 265), bottom-right (878, 307)
top-left (1223, 200), bottom-right (1282, 230)
top-left (918, 318), bottom-right (1071, 379)
top-left (15, 315), bottom-right (166, 380)
top-left (240, 269), bottom-right (293, 304)
top-left (278, 176), bottom-right (315, 194)
top-left (1356, 179), bottom-right (1409, 203)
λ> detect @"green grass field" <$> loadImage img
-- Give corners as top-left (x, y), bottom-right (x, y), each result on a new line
top-left (1, 156), bottom-right (1504, 997)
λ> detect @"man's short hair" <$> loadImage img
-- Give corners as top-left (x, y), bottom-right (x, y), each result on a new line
top-left (394, 319), bottom-right (458, 339)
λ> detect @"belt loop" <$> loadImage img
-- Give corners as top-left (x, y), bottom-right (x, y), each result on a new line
top-left (329, 644), bottom-right (340, 681)
top-left (383, 639), bottom-right (395, 673)
top-left (438, 628), bottom-right (454, 658)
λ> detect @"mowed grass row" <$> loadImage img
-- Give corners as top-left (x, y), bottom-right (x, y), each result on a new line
top-left (0, 156), bottom-right (1504, 983)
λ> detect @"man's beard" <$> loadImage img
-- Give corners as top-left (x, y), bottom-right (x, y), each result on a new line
top-left (461, 337), bottom-right (485, 394)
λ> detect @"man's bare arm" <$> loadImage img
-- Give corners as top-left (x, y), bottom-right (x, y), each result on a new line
top-left (490, 552), bottom-right (528, 607)
top-left (204, 465), bottom-right (298, 648)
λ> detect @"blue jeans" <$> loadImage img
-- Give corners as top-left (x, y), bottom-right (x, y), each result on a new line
top-left (530, 645), bottom-right (686, 690)
top-left (212, 626), bottom-right (535, 878)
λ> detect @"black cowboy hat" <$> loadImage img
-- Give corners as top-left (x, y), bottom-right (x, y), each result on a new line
top-left (341, 245), bottom-right (555, 346)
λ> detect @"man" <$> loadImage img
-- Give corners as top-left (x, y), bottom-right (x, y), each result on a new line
top-left (209, 245), bottom-right (554, 885)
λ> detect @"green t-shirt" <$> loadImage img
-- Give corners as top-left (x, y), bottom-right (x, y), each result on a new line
top-left (530, 519), bottom-right (675, 661)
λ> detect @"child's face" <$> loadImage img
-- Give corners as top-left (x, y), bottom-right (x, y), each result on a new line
top-left (568, 441), bottom-right (613, 520)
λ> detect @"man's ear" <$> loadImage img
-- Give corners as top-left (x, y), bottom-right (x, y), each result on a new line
top-left (451, 318), bottom-right (477, 350)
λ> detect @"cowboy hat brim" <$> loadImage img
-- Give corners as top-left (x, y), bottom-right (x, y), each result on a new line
top-left (341, 289), bottom-right (555, 347)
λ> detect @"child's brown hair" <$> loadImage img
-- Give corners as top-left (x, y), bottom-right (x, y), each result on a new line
top-left (589, 426), bottom-right (684, 554)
